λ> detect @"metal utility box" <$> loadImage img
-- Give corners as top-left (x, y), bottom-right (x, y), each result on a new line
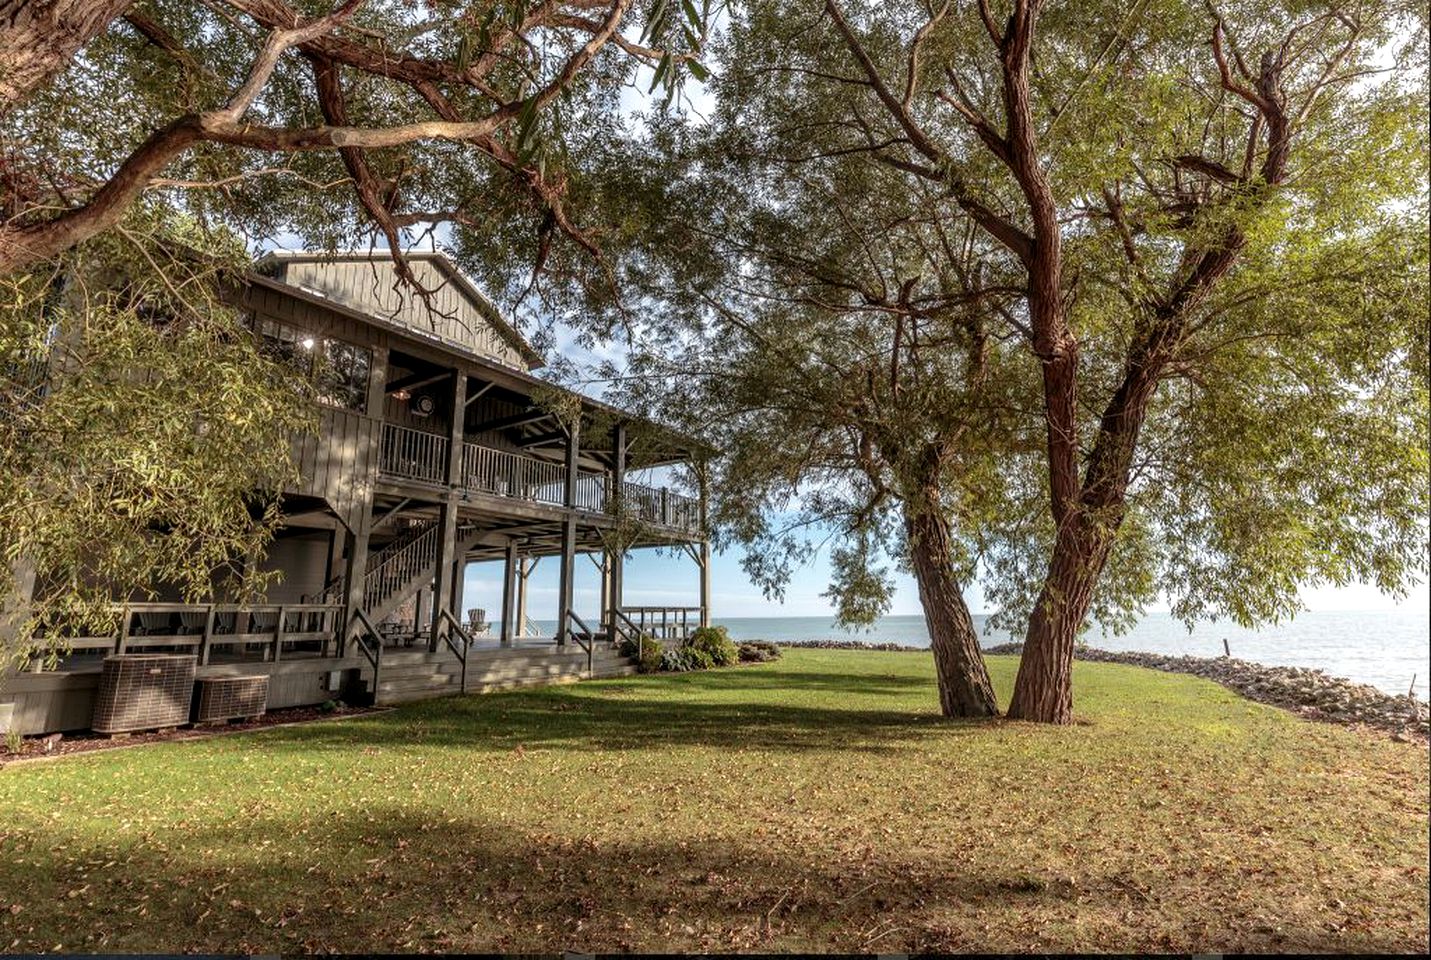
top-left (194, 675), bottom-right (269, 724)
top-left (92, 654), bottom-right (196, 734)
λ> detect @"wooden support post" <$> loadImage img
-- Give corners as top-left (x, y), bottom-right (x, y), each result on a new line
top-left (273, 605), bottom-right (286, 663)
top-left (608, 422), bottom-right (627, 632)
top-left (698, 462), bottom-right (711, 628)
top-left (500, 540), bottom-right (518, 647)
top-left (450, 557), bottom-right (466, 621)
top-left (600, 552), bottom-right (613, 637)
top-left (515, 558), bottom-right (533, 638)
top-left (430, 368), bottom-right (467, 649)
top-left (556, 414), bottom-right (581, 646)
top-left (342, 525), bottom-right (371, 646)
top-left (116, 603), bottom-right (130, 655)
top-left (200, 604), bottom-right (216, 665)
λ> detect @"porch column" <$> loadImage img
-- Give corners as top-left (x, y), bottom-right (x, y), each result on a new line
top-left (698, 462), bottom-right (711, 628)
top-left (607, 422), bottom-right (627, 632)
top-left (429, 369), bottom-right (466, 648)
top-left (500, 540), bottom-right (518, 647)
top-left (413, 584), bottom-right (426, 636)
top-left (556, 414), bottom-right (581, 646)
top-left (342, 524), bottom-right (370, 644)
top-left (343, 344), bottom-right (387, 643)
top-left (600, 551), bottom-right (613, 637)
top-left (450, 557), bottom-right (466, 622)
top-left (515, 557), bottom-right (533, 638)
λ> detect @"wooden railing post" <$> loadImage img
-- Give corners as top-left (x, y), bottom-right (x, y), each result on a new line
top-left (273, 605), bottom-right (286, 663)
top-left (116, 604), bottom-right (129, 655)
top-left (200, 604), bottom-right (216, 666)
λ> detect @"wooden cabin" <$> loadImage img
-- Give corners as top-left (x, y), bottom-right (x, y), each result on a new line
top-left (2, 250), bottom-right (711, 735)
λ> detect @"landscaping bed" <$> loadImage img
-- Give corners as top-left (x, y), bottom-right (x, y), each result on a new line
top-left (0, 648), bottom-right (1425, 953)
top-left (0, 701), bottom-right (383, 764)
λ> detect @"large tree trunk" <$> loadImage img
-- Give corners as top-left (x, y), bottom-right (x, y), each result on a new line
top-left (0, 0), bottom-right (135, 107)
top-left (904, 497), bottom-right (998, 718)
top-left (1005, 518), bottom-right (1114, 723)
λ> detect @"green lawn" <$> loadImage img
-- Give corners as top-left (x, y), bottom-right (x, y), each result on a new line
top-left (1, 649), bottom-right (1426, 953)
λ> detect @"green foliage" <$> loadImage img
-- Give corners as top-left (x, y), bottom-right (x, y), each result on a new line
top-left (686, 625), bottom-right (738, 666)
top-left (623, 635), bottom-right (664, 674)
top-left (737, 640), bottom-right (782, 663)
top-left (660, 645), bottom-right (713, 671)
top-left (0, 205), bottom-right (314, 668)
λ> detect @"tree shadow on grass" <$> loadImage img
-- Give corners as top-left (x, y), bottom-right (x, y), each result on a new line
top-left (0, 802), bottom-right (1411, 955)
top-left (642, 666), bottom-right (936, 694)
top-left (252, 687), bottom-right (977, 757)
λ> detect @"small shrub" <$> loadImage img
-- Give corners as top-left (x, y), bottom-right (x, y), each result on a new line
top-left (683, 646), bottom-right (715, 670)
top-left (738, 640), bottom-right (782, 663)
top-left (319, 699), bottom-right (338, 714)
top-left (4, 727), bottom-right (22, 755)
top-left (660, 646), bottom-right (714, 672)
top-left (659, 648), bottom-right (694, 672)
top-left (687, 625), bottom-right (738, 667)
top-left (629, 636), bottom-right (663, 673)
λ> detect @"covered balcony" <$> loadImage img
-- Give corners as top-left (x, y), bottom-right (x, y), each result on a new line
top-left (378, 422), bottom-right (702, 534)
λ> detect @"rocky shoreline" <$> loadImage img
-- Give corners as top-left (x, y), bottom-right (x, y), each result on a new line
top-left (776, 638), bottom-right (1430, 740)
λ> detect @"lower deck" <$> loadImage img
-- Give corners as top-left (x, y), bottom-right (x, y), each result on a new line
top-left (2, 628), bottom-right (643, 736)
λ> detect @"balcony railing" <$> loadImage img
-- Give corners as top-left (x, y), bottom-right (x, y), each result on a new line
top-left (380, 422), bottom-right (449, 483)
top-left (379, 429), bottom-right (702, 533)
top-left (461, 443), bottom-right (569, 505)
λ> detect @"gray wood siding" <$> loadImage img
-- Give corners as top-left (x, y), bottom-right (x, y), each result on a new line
top-left (463, 393), bottom-right (531, 452)
top-left (290, 406), bottom-right (381, 531)
top-left (257, 533), bottom-right (331, 603)
top-left (281, 259), bottom-right (528, 368)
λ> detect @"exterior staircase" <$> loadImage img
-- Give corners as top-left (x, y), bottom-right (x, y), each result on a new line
top-left (362, 519), bottom-right (484, 623)
top-left (369, 641), bottom-right (639, 705)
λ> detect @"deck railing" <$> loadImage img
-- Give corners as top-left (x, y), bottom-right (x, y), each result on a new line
top-left (379, 430), bottom-right (703, 534)
top-left (622, 605), bottom-right (701, 642)
top-left (380, 422), bottom-right (449, 484)
top-left (27, 602), bottom-right (346, 671)
top-left (461, 442), bottom-right (569, 505)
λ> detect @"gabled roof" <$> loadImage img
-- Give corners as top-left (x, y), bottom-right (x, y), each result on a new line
top-left (242, 270), bottom-right (715, 470)
top-left (254, 248), bottom-right (545, 369)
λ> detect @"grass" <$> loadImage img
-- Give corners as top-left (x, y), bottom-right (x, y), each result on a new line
top-left (0, 649), bottom-right (1427, 953)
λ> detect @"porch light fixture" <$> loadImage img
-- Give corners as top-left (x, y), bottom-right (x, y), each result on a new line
top-left (392, 388), bottom-right (411, 401)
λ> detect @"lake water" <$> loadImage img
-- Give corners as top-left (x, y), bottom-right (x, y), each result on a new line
top-left (713, 611), bottom-right (1429, 699)
top-left (535, 608), bottom-right (1428, 697)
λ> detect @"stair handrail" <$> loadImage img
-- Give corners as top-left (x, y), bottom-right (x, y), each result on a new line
top-left (350, 607), bottom-right (385, 695)
top-left (566, 610), bottom-right (595, 676)
top-left (612, 608), bottom-right (644, 659)
top-left (364, 523), bottom-right (437, 588)
top-left (435, 607), bottom-right (471, 692)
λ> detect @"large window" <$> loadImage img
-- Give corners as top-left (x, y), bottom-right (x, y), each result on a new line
top-left (317, 339), bottom-right (371, 412)
top-left (254, 317), bottom-right (371, 413)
